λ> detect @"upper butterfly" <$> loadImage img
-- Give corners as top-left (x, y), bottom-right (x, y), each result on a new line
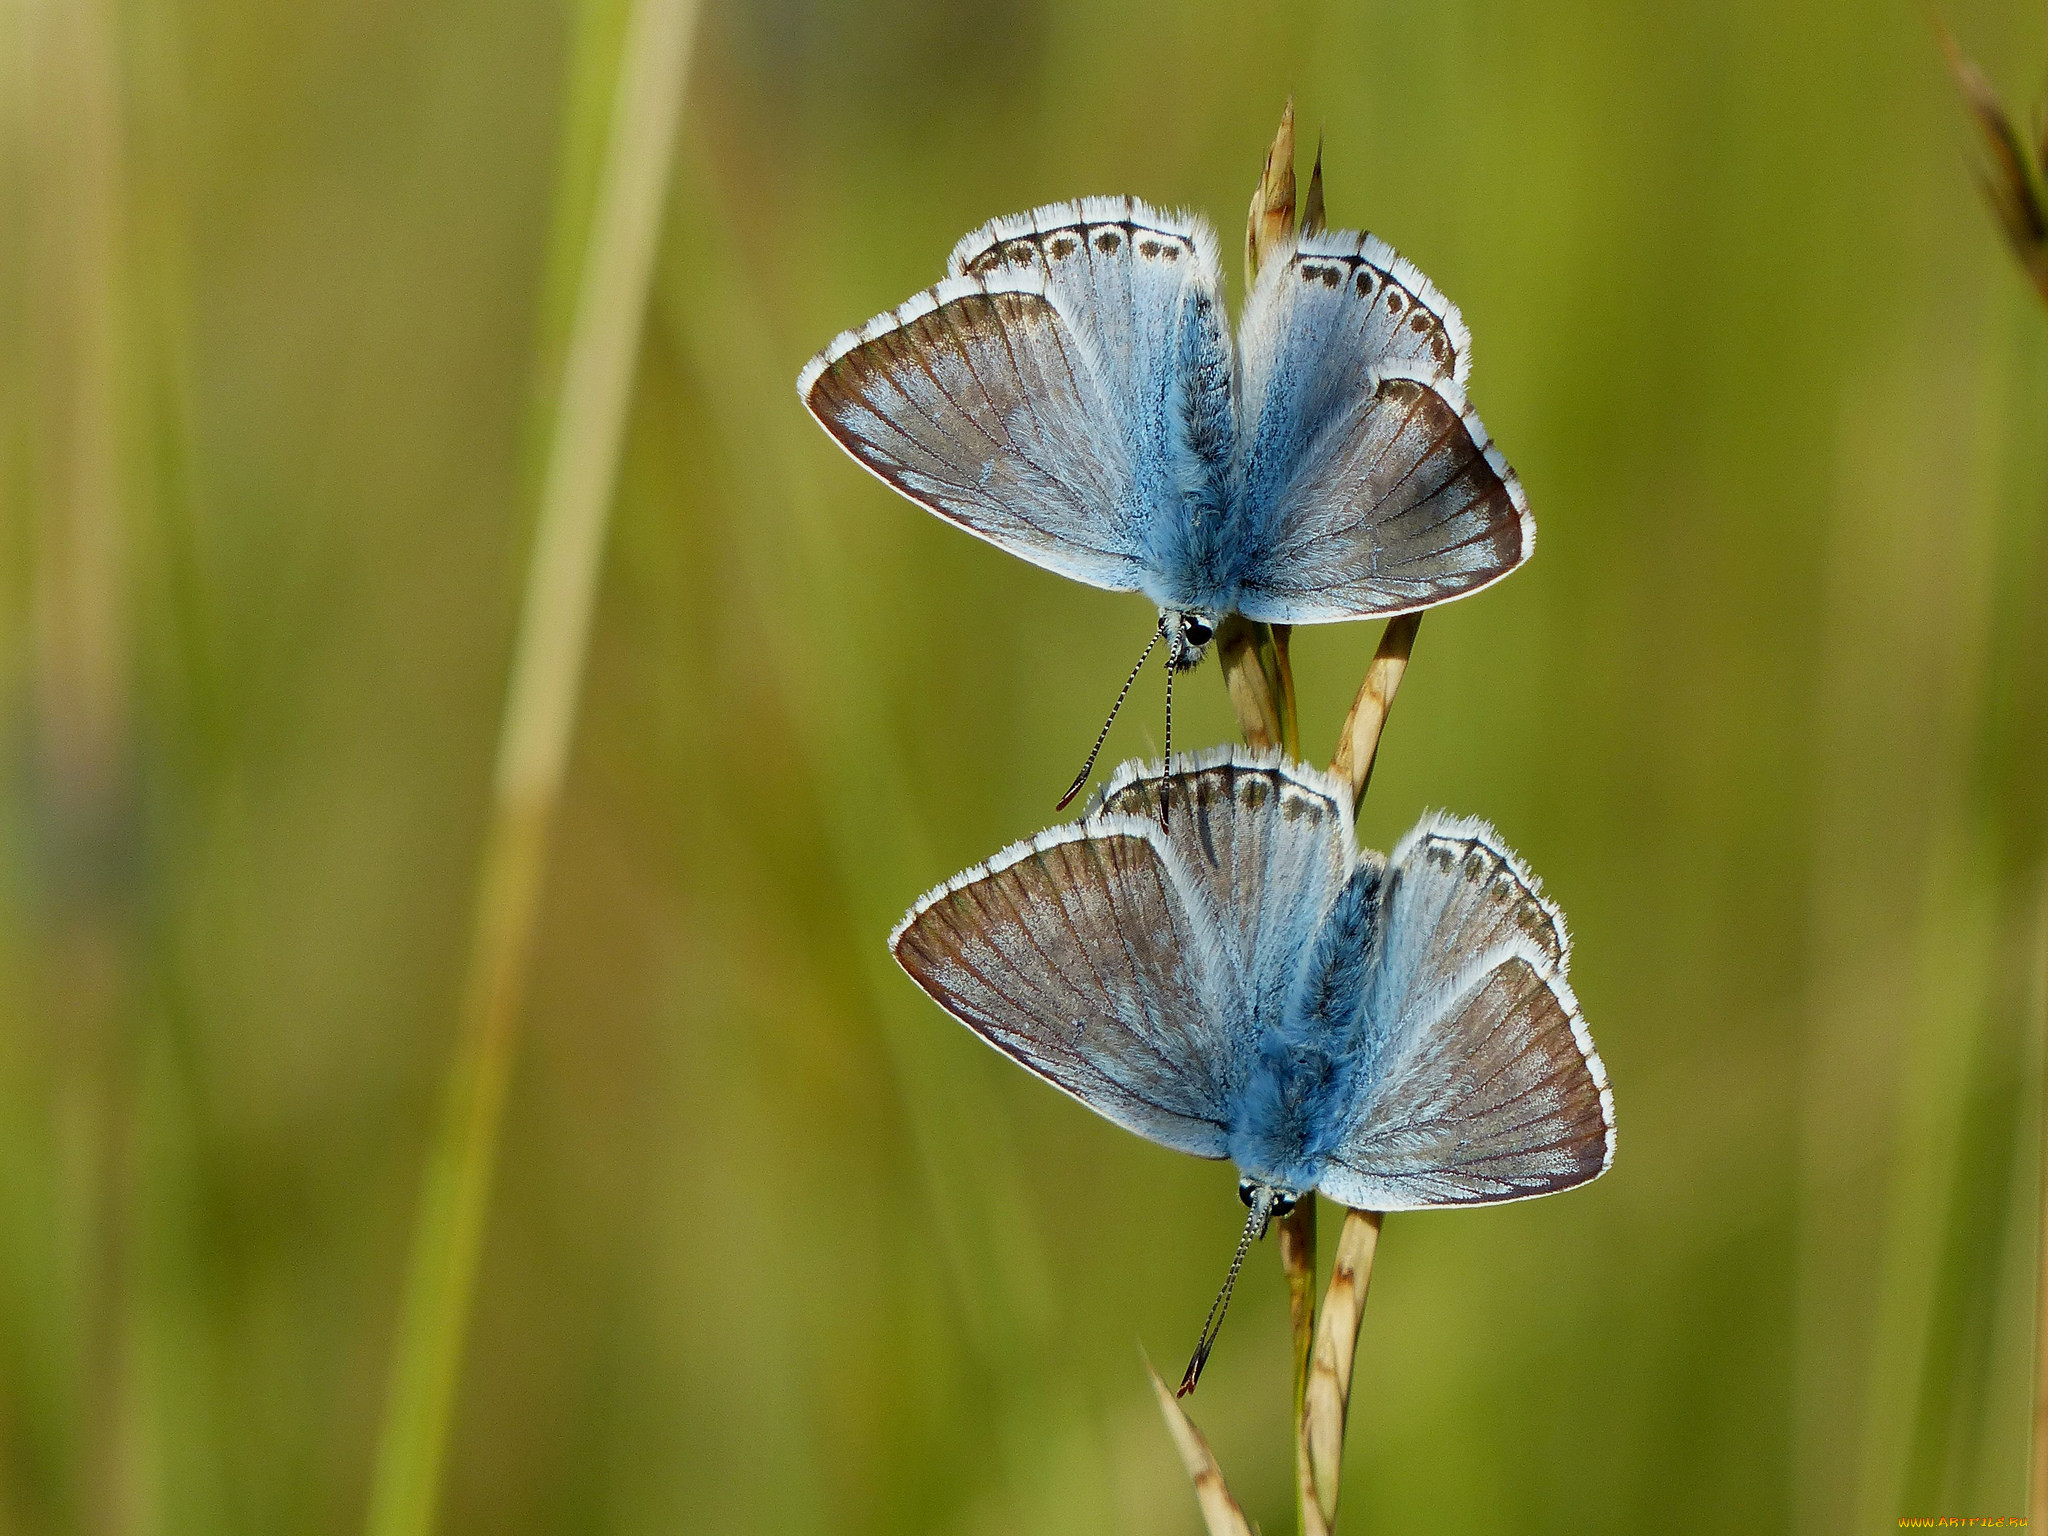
top-left (796, 196), bottom-right (1532, 669)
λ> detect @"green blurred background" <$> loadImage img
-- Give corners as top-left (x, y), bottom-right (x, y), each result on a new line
top-left (5, 0), bottom-right (2048, 1531)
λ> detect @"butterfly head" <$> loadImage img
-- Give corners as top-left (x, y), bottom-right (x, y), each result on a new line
top-left (1237, 1177), bottom-right (1300, 1222)
top-left (1165, 609), bottom-right (1217, 671)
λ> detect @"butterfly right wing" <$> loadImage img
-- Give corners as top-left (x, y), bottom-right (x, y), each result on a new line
top-left (1316, 814), bottom-right (1613, 1210)
top-left (889, 818), bottom-right (1237, 1158)
top-left (1230, 229), bottom-right (1533, 623)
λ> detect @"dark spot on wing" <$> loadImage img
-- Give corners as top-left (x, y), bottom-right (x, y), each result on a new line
top-left (1386, 289), bottom-right (1405, 315)
top-left (1138, 238), bottom-right (1162, 258)
top-left (969, 250), bottom-right (1002, 276)
top-left (1409, 309), bottom-right (1431, 333)
top-left (1320, 265), bottom-right (1341, 288)
top-left (1160, 242), bottom-right (1182, 261)
top-left (1004, 240), bottom-right (1037, 266)
top-left (1048, 235), bottom-right (1078, 259)
top-left (1095, 229), bottom-right (1122, 254)
top-left (1430, 331), bottom-right (1450, 365)
top-left (1356, 269), bottom-right (1376, 296)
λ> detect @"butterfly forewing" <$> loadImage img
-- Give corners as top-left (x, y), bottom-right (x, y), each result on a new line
top-left (1230, 230), bottom-right (1532, 623)
top-left (800, 280), bottom-right (1148, 591)
top-left (802, 197), bottom-right (1233, 605)
top-left (946, 198), bottom-right (1229, 486)
top-left (1318, 814), bottom-right (1612, 1209)
top-left (1089, 750), bottom-right (1354, 1025)
top-left (890, 823), bottom-right (1237, 1157)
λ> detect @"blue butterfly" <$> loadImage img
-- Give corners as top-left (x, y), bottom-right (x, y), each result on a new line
top-left (889, 749), bottom-right (1612, 1392)
top-left (798, 197), bottom-right (1533, 790)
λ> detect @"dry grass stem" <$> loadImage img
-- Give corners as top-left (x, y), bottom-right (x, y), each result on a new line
top-left (1217, 614), bottom-right (1300, 755)
top-left (1278, 1198), bottom-right (1319, 1532)
top-left (1299, 1209), bottom-right (1384, 1534)
top-left (1331, 613), bottom-right (1422, 805)
top-left (1148, 1361), bottom-right (1256, 1536)
top-left (362, 3), bottom-right (699, 1532)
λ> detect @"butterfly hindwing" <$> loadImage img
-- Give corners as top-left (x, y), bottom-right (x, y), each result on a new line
top-left (1230, 229), bottom-right (1533, 622)
top-left (1317, 815), bottom-right (1613, 1209)
top-left (889, 820), bottom-right (1237, 1157)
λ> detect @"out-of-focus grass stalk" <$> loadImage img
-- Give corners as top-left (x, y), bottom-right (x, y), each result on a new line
top-left (1147, 1362), bottom-right (1254, 1536)
top-left (2035, 880), bottom-right (2048, 1532)
top-left (361, 3), bottom-right (697, 1532)
top-left (1937, 28), bottom-right (2048, 1528)
top-left (20, 0), bottom-right (141, 1528)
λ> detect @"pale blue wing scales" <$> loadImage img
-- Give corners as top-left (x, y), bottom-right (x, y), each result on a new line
top-left (799, 275), bottom-right (1149, 591)
top-left (1231, 230), bottom-right (1533, 622)
top-left (1086, 747), bottom-right (1356, 1031)
top-left (948, 198), bottom-right (1237, 609)
top-left (1317, 814), bottom-right (1613, 1209)
top-left (889, 819), bottom-right (1238, 1157)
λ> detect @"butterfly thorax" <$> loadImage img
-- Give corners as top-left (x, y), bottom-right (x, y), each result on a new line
top-left (1226, 1035), bottom-right (1347, 1194)
top-left (1224, 863), bottom-right (1383, 1191)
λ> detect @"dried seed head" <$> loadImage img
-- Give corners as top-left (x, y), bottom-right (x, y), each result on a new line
top-left (1301, 135), bottom-right (1327, 237)
top-left (1246, 98), bottom-right (1298, 286)
top-left (1938, 20), bottom-right (2048, 306)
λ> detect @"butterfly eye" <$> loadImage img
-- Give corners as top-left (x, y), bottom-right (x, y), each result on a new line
top-left (1182, 616), bottom-right (1213, 648)
top-left (1237, 1178), bottom-right (1259, 1208)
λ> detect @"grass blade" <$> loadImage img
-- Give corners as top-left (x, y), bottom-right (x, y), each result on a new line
top-left (361, 3), bottom-right (699, 1532)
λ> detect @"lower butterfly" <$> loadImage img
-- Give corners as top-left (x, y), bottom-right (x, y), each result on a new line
top-left (889, 748), bottom-right (1613, 1394)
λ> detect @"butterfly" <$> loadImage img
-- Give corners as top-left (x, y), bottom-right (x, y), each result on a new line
top-left (889, 748), bottom-right (1612, 1393)
top-left (799, 196), bottom-right (1533, 799)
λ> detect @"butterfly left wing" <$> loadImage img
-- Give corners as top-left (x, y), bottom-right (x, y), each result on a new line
top-left (799, 275), bottom-right (1149, 591)
top-left (800, 198), bottom-right (1234, 604)
top-left (1087, 747), bottom-right (1356, 1026)
top-left (1230, 230), bottom-right (1533, 623)
top-left (890, 818), bottom-right (1239, 1157)
top-left (1316, 814), bottom-right (1613, 1210)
